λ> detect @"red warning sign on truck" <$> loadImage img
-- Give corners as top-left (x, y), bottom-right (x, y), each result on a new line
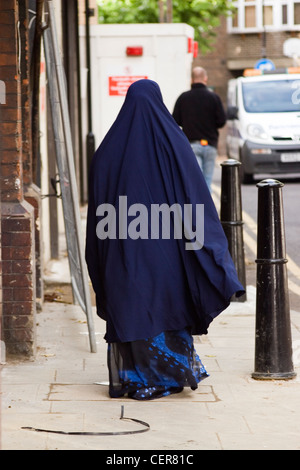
top-left (108, 76), bottom-right (148, 96)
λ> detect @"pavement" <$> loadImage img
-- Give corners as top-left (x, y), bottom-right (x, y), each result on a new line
top-left (1, 276), bottom-right (300, 451)
top-left (1, 174), bottom-right (300, 451)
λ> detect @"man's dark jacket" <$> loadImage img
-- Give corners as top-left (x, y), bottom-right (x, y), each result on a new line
top-left (172, 83), bottom-right (226, 148)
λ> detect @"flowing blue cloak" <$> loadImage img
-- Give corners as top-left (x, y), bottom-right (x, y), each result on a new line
top-left (85, 79), bottom-right (245, 343)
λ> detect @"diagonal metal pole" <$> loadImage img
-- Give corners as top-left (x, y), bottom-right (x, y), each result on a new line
top-left (45, 1), bottom-right (97, 352)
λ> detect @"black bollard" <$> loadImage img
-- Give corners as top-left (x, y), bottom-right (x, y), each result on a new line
top-left (252, 179), bottom-right (296, 380)
top-left (220, 159), bottom-right (246, 302)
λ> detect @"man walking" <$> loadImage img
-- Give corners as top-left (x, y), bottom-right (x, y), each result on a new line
top-left (172, 67), bottom-right (226, 191)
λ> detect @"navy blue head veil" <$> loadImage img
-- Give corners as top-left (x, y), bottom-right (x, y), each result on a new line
top-left (86, 79), bottom-right (245, 343)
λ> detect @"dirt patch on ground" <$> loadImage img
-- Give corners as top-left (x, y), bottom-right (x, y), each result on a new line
top-left (44, 282), bottom-right (96, 306)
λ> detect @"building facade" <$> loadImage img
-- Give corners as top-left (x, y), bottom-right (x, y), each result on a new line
top-left (0, 0), bottom-right (89, 358)
top-left (0, 0), bottom-right (37, 357)
top-left (195, 0), bottom-right (300, 154)
top-left (227, 0), bottom-right (300, 74)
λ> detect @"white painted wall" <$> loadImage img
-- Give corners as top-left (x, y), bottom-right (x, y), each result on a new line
top-left (92, 23), bottom-right (194, 145)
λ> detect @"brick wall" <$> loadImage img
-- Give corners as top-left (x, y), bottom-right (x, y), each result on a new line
top-left (0, 0), bottom-right (36, 357)
top-left (194, 17), bottom-right (230, 156)
top-left (227, 31), bottom-right (300, 62)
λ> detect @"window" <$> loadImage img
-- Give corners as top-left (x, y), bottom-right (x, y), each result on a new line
top-left (242, 80), bottom-right (300, 113)
top-left (282, 4), bottom-right (288, 24)
top-left (228, 0), bottom-right (300, 32)
top-left (295, 2), bottom-right (300, 23)
top-left (263, 6), bottom-right (273, 26)
top-left (245, 5), bottom-right (256, 27)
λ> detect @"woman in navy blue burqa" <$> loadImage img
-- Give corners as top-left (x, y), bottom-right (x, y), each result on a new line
top-left (86, 79), bottom-right (244, 400)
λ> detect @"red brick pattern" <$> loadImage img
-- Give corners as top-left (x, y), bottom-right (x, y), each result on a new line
top-left (1, 212), bottom-right (36, 355)
top-left (0, 199), bottom-right (2, 362)
top-left (0, 0), bottom-right (36, 357)
top-left (0, 3), bottom-right (23, 204)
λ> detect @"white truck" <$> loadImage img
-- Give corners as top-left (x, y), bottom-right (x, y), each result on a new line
top-left (226, 69), bottom-right (300, 183)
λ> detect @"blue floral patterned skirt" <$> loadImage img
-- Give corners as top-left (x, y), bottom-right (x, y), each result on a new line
top-left (107, 328), bottom-right (208, 400)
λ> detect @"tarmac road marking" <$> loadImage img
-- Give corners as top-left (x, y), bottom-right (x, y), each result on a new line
top-left (242, 207), bottom-right (300, 285)
top-left (211, 183), bottom-right (300, 296)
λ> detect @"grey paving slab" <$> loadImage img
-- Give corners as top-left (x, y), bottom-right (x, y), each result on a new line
top-left (1, 285), bottom-right (300, 450)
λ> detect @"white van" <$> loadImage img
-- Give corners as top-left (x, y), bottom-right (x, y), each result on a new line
top-left (226, 70), bottom-right (300, 183)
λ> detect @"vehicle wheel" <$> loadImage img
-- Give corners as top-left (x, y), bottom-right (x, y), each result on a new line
top-left (239, 152), bottom-right (254, 184)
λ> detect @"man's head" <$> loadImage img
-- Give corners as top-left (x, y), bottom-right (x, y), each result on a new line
top-left (191, 67), bottom-right (208, 85)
